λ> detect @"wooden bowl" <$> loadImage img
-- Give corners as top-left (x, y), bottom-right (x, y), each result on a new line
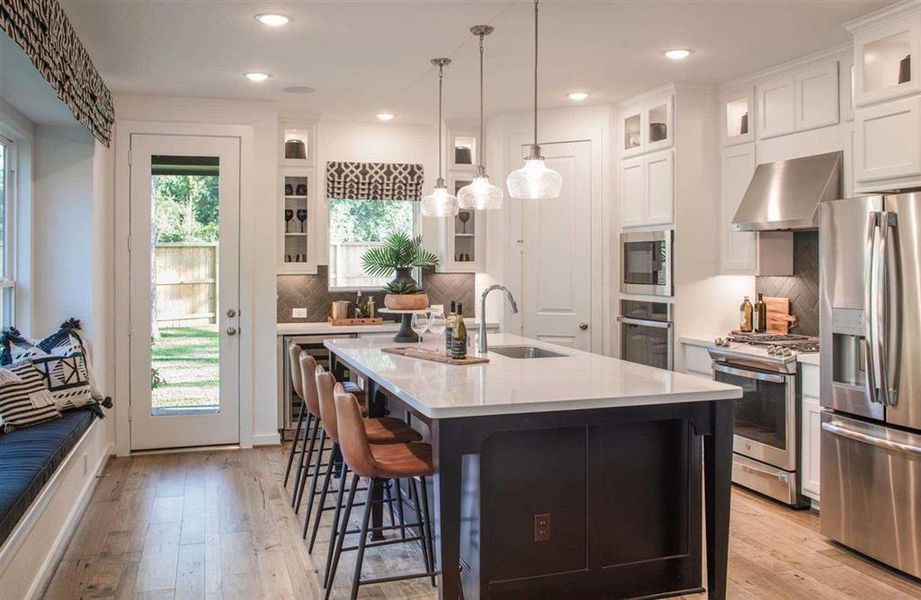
top-left (384, 294), bottom-right (429, 310)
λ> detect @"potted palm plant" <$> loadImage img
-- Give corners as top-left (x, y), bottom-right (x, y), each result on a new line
top-left (361, 233), bottom-right (440, 310)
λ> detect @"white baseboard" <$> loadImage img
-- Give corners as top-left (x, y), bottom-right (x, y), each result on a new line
top-left (252, 432), bottom-right (281, 446)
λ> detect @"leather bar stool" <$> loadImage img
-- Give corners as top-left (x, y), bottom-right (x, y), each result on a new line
top-left (325, 391), bottom-right (437, 600)
top-left (291, 351), bottom-right (362, 512)
top-left (283, 342), bottom-right (307, 488)
top-left (303, 367), bottom-right (421, 548)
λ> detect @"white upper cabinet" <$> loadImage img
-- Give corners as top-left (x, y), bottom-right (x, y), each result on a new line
top-left (840, 52), bottom-right (856, 122)
top-left (620, 93), bottom-right (673, 157)
top-left (721, 144), bottom-right (757, 273)
top-left (620, 150), bottom-right (674, 228)
top-left (721, 85), bottom-right (755, 146)
top-left (757, 60), bottom-right (839, 139)
top-left (852, 13), bottom-right (921, 107)
top-left (795, 61), bottom-right (840, 131)
top-left (854, 95), bottom-right (921, 183)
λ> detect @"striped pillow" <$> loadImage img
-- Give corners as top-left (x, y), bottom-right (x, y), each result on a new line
top-left (0, 361), bottom-right (61, 432)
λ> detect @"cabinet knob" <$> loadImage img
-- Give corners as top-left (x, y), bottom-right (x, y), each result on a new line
top-left (579, 322), bottom-right (589, 331)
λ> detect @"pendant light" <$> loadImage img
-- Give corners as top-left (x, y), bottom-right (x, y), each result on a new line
top-left (421, 58), bottom-right (460, 218)
top-left (506, 0), bottom-right (562, 200)
top-left (458, 25), bottom-right (503, 211)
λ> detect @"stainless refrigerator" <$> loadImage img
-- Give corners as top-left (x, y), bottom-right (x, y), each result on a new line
top-left (819, 191), bottom-right (921, 579)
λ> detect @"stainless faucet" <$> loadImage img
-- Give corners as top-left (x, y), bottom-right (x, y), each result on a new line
top-left (479, 284), bottom-right (519, 354)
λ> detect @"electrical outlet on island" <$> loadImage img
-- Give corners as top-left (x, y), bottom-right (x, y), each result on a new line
top-left (292, 308), bottom-right (307, 319)
top-left (534, 513), bottom-right (551, 542)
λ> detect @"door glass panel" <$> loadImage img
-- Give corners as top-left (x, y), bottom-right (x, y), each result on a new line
top-left (716, 370), bottom-right (788, 450)
top-left (150, 155), bottom-right (220, 415)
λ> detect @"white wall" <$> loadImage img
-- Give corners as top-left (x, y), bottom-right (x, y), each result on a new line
top-left (113, 95), bottom-right (279, 450)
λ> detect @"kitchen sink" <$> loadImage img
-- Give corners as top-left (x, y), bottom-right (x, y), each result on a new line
top-left (489, 345), bottom-right (566, 359)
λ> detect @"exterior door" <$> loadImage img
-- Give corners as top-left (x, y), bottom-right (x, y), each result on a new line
top-left (519, 140), bottom-right (593, 350)
top-left (129, 134), bottom-right (241, 450)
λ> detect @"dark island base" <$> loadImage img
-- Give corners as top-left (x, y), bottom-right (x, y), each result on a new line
top-left (329, 352), bottom-right (732, 600)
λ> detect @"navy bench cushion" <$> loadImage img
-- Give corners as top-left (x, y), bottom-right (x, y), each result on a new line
top-left (0, 408), bottom-right (97, 546)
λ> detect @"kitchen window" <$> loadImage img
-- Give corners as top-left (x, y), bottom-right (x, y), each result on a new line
top-left (327, 198), bottom-right (417, 289)
top-left (0, 136), bottom-right (15, 328)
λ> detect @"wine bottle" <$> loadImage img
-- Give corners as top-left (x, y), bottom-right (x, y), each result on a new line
top-left (754, 293), bottom-right (767, 333)
top-left (445, 301), bottom-right (457, 352)
top-left (740, 296), bottom-right (753, 333)
top-left (450, 304), bottom-right (467, 359)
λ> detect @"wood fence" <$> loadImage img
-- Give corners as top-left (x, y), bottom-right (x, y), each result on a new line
top-left (155, 243), bottom-right (217, 328)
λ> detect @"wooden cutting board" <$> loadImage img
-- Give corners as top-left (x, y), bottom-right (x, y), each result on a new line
top-left (382, 346), bottom-right (489, 365)
top-left (764, 296), bottom-right (797, 334)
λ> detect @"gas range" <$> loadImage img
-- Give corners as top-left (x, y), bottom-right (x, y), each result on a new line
top-left (708, 332), bottom-right (819, 374)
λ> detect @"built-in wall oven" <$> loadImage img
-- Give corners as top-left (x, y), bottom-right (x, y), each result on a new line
top-left (618, 300), bottom-right (673, 370)
top-left (620, 230), bottom-right (673, 296)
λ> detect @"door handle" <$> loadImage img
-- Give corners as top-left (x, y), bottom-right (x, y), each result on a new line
top-left (865, 212), bottom-right (881, 404)
top-left (227, 308), bottom-right (237, 318)
top-left (881, 211), bottom-right (901, 407)
top-left (579, 322), bottom-right (589, 331)
top-left (226, 326), bottom-right (238, 336)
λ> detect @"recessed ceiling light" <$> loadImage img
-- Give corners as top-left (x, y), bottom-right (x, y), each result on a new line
top-left (256, 14), bottom-right (290, 27)
top-left (245, 72), bottom-right (270, 82)
top-left (567, 91), bottom-right (590, 101)
top-left (664, 49), bottom-right (693, 60)
top-left (376, 113), bottom-right (395, 122)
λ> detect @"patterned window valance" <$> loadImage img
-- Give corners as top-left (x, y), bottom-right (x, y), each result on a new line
top-left (0, 0), bottom-right (115, 146)
top-left (326, 161), bottom-right (424, 201)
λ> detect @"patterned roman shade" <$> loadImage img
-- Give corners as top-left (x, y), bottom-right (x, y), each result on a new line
top-left (326, 161), bottom-right (424, 201)
top-left (0, 0), bottom-right (115, 146)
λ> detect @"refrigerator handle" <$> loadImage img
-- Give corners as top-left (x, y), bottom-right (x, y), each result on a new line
top-left (864, 212), bottom-right (881, 405)
top-left (881, 211), bottom-right (902, 406)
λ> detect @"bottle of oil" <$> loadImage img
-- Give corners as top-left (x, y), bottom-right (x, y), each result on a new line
top-left (739, 296), bottom-right (753, 333)
top-left (753, 293), bottom-right (768, 333)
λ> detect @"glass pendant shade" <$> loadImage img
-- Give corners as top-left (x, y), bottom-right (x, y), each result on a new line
top-left (458, 175), bottom-right (503, 210)
top-left (421, 185), bottom-right (459, 217)
top-left (507, 156), bottom-right (562, 200)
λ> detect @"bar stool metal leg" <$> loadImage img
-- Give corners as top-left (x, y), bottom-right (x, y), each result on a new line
top-left (350, 477), bottom-right (376, 600)
top-left (283, 406), bottom-right (309, 487)
top-left (419, 475), bottom-right (437, 586)
top-left (292, 415), bottom-right (319, 511)
top-left (325, 474), bottom-right (360, 600)
top-left (301, 429), bottom-right (328, 536)
top-left (323, 461), bottom-right (349, 589)
top-left (307, 443), bottom-right (339, 549)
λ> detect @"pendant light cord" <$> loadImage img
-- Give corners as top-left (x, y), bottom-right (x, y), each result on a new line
top-left (438, 63), bottom-right (444, 181)
top-left (533, 0), bottom-right (539, 148)
top-left (479, 32), bottom-right (485, 167)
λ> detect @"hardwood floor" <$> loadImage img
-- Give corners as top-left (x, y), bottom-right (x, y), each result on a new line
top-left (43, 446), bottom-right (921, 600)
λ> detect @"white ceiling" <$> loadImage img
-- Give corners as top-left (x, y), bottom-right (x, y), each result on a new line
top-left (61, 0), bottom-right (893, 124)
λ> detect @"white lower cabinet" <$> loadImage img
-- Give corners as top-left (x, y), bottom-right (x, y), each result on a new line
top-left (681, 342), bottom-right (713, 379)
top-left (800, 362), bottom-right (821, 505)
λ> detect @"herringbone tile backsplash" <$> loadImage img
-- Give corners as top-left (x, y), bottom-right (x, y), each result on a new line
top-left (277, 266), bottom-right (475, 323)
top-left (756, 231), bottom-right (819, 336)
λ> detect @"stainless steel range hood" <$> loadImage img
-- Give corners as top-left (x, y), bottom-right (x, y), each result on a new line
top-left (732, 151), bottom-right (842, 231)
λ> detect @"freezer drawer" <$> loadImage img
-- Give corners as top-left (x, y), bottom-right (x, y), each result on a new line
top-left (820, 412), bottom-right (921, 579)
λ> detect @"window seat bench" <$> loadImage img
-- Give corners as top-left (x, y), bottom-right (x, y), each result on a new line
top-left (0, 408), bottom-right (110, 599)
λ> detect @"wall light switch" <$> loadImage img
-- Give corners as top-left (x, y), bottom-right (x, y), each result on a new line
top-left (292, 308), bottom-right (308, 319)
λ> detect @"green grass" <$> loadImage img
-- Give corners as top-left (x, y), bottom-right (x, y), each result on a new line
top-left (151, 326), bottom-right (219, 409)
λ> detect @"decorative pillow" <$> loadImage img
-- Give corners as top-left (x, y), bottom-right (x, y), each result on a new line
top-left (0, 361), bottom-right (61, 432)
top-left (0, 320), bottom-right (97, 410)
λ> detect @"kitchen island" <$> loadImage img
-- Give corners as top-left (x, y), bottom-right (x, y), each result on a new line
top-left (325, 334), bottom-right (741, 600)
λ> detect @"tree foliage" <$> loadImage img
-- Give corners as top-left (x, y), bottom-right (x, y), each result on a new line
top-left (328, 198), bottom-right (413, 244)
top-left (153, 175), bottom-right (220, 243)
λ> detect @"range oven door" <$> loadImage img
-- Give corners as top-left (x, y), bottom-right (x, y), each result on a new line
top-left (712, 362), bottom-right (797, 471)
top-left (621, 230), bottom-right (673, 296)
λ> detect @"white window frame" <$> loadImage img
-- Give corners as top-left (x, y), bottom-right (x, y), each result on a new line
top-left (327, 199), bottom-right (421, 292)
top-left (0, 134), bottom-right (17, 328)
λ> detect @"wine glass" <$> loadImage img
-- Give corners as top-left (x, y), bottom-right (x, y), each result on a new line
top-left (427, 307), bottom-right (447, 353)
top-left (411, 311), bottom-right (430, 350)
top-left (458, 211), bottom-right (471, 233)
top-left (296, 208), bottom-right (308, 232)
top-left (284, 209), bottom-right (294, 233)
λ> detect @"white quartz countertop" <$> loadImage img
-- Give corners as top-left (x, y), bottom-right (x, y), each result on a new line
top-left (326, 333), bottom-right (741, 419)
top-left (277, 318), bottom-right (495, 336)
top-left (797, 353), bottom-right (820, 366)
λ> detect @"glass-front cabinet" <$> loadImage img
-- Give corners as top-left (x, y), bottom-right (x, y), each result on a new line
top-left (438, 175), bottom-right (486, 273)
top-left (278, 118), bottom-right (318, 274)
top-left (621, 92), bottom-right (673, 157)
top-left (722, 85), bottom-right (755, 145)
top-left (852, 13), bottom-right (921, 106)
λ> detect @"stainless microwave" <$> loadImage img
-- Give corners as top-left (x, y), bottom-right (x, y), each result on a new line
top-left (620, 230), bottom-right (673, 296)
